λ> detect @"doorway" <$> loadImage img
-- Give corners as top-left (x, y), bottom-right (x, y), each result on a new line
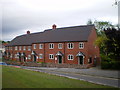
top-left (58, 56), bottom-right (62, 64)
top-left (19, 56), bottom-right (21, 62)
top-left (78, 56), bottom-right (84, 65)
top-left (23, 57), bottom-right (26, 62)
top-left (33, 55), bottom-right (36, 62)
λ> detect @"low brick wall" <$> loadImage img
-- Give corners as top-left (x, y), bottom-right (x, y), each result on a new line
top-left (5, 60), bottom-right (92, 69)
top-left (45, 63), bottom-right (91, 69)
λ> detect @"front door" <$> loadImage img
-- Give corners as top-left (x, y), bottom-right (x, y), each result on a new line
top-left (58, 56), bottom-right (62, 64)
top-left (78, 56), bottom-right (84, 65)
top-left (33, 55), bottom-right (36, 62)
top-left (19, 56), bottom-right (21, 62)
top-left (23, 57), bottom-right (26, 62)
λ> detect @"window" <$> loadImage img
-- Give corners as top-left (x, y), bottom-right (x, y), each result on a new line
top-left (28, 46), bottom-right (31, 51)
top-left (88, 57), bottom-right (92, 63)
top-left (10, 54), bottom-right (12, 58)
top-left (15, 54), bottom-right (18, 58)
top-left (39, 44), bottom-right (43, 49)
top-left (33, 44), bottom-right (36, 49)
top-left (49, 54), bottom-right (54, 59)
top-left (68, 54), bottom-right (74, 60)
top-left (19, 46), bottom-right (22, 50)
top-left (49, 43), bottom-right (54, 49)
top-left (67, 43), bottom-right (74, 49)
top-left (23, 46), bottom-right (26, 50)
top-left (15, 46), bottom-right (18, 50)
top-left (58, 43), bottom-right (63, 49)
top-left (79, 42), bottom-right (84, 49)
top-left (28, 55), bottom-right (31, 59)
top-left (39, 54), bottom-right (43, 59)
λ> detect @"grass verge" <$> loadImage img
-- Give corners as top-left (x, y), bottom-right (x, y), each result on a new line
top-left (2, 66), bottom-right (116, 88)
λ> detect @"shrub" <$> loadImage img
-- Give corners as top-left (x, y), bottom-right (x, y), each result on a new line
top-left (101, 54), bottom-right (120, 70)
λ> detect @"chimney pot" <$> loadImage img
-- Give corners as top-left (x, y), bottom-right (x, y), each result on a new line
top-left (52, 24), bottom-right (57, 29)
top-left (27, 30), bottom-right (30, 34)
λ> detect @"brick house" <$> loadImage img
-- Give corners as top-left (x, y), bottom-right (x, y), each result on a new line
top-left (4, 24), bottom-right (100, 66)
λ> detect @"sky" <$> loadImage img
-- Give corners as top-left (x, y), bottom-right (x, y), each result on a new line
top-left (1, 0), bottom-right (119, 41)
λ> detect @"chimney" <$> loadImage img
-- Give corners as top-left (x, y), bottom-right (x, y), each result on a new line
top-left (27, 30), bottom-right (30, 34)
top-left (52, 24), bottom-right (57, 29)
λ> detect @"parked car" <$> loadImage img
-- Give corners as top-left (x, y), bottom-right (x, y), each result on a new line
top-left (0, 62), bottom-right (7, 65)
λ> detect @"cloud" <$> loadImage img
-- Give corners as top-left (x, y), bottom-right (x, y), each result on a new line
top-left (2, 0), bottom-right (118, 41)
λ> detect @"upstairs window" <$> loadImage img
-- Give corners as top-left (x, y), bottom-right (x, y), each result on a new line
top-left (15, 46), bottom-right (18, 50)
top-left (39, 54), bottom-right (43, 59)
top-left (39, 44), bottom-right (43, 49)
top-left (67, 43), bottom-right (74, 49)
top-left (49, 54), bottom-right (54, 59)
top-left (33, 44), bottom-right (36, 49)
top-left (23, 46), bottom-right (26, 50)
top-left (58, 43), bottom-right (63, 49)
top-left (49, 43), bottom-right (54, 49)
top-left (19, 46), bottom-right (22, 50)
top-left (79, 42), bottom-right (84, 49)
top-left (68, 54), bottom-right (74, 60)
top-left (28, 46), bottom-right (31, 51)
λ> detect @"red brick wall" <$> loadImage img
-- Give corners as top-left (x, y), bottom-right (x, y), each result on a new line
top-left (5, 28), bottom-right (100, 66)
top-left (31, 42), bottom-right (89, 65)
top-left (87, 27), bottom-right (100, 65)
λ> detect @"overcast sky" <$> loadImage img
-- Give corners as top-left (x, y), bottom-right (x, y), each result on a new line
top-left (1, 0), bottom-right (118, 41)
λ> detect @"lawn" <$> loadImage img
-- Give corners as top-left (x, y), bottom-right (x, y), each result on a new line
top-left (2, 66), bottom-right (115, 88)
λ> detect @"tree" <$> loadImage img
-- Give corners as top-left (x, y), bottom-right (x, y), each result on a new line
top-left (95, 34), bottom-right (108, 55)
top-left (87, 19), bottom-right (93, 25)
top-left (104, 28), bottom-right (120, 60)
top-left (94, 20), bottom-right (114, 36)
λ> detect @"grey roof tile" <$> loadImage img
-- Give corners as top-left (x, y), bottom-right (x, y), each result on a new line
top-left (7, 25), bottom-right (95, 46)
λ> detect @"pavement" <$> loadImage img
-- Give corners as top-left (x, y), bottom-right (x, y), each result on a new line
top-left (21, 66), bottom-right (120, 88)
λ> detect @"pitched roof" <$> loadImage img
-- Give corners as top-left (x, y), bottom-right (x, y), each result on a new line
top-left (7, 25), bottom-right (95, 46)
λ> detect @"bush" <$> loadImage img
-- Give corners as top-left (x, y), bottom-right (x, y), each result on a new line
top-left (100, 54), bottom-right (120, 70)
top-left (111, 61), bottom-right (120, 70)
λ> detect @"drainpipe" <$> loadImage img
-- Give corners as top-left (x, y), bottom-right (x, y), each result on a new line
top-left (64, 42), bottom-right (65, 63)
top-left (44, 43), bottom-right (45, 63)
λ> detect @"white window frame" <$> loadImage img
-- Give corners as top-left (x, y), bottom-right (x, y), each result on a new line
top-left (79, 42), bottom-right (84, 49)
top-left (67, 43), bottom-right (74, 49)
top-left (28, 46), bottom-right (31, 51)
top-left (49, 43), bottom-right (54, 49)
top-left (68, 54), bottom-right (74, 60)
top-left (39, 54), bottom-right (43, 59)
top-left (58, 43), bottom-right (63, 49)
top-left (15, 46), bottom-right (18, 50)
top-left (28, 55), bottom-right (31, 60)
top-left (15, 54), bottom-right (18, 58)
top-left (23, 46), bottom-right (26, 50)
top-left (39, 44), bottom-right (43, 49)
top-left (19, 46), bottom-right (22, 50)
top-left (49, 54), bottom-right (54, 59)
top-left (33, 44), bottom-right (36, 49)
top-left (10, 54), bottom-right (12, 58)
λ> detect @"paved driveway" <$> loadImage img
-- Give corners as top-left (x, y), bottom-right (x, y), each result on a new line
top-left (21, 66), bottom-right (120, 88)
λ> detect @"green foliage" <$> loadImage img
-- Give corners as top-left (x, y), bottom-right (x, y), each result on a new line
top-left (101, 54), bottom-right (120, 70)
top-left (87, 19), bottom-right (93, 25)
top-left (95, 35), bottom-right (108, 54)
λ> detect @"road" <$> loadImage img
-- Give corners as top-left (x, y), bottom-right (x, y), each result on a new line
top-left (21, 66), bottom-right (120, 88)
